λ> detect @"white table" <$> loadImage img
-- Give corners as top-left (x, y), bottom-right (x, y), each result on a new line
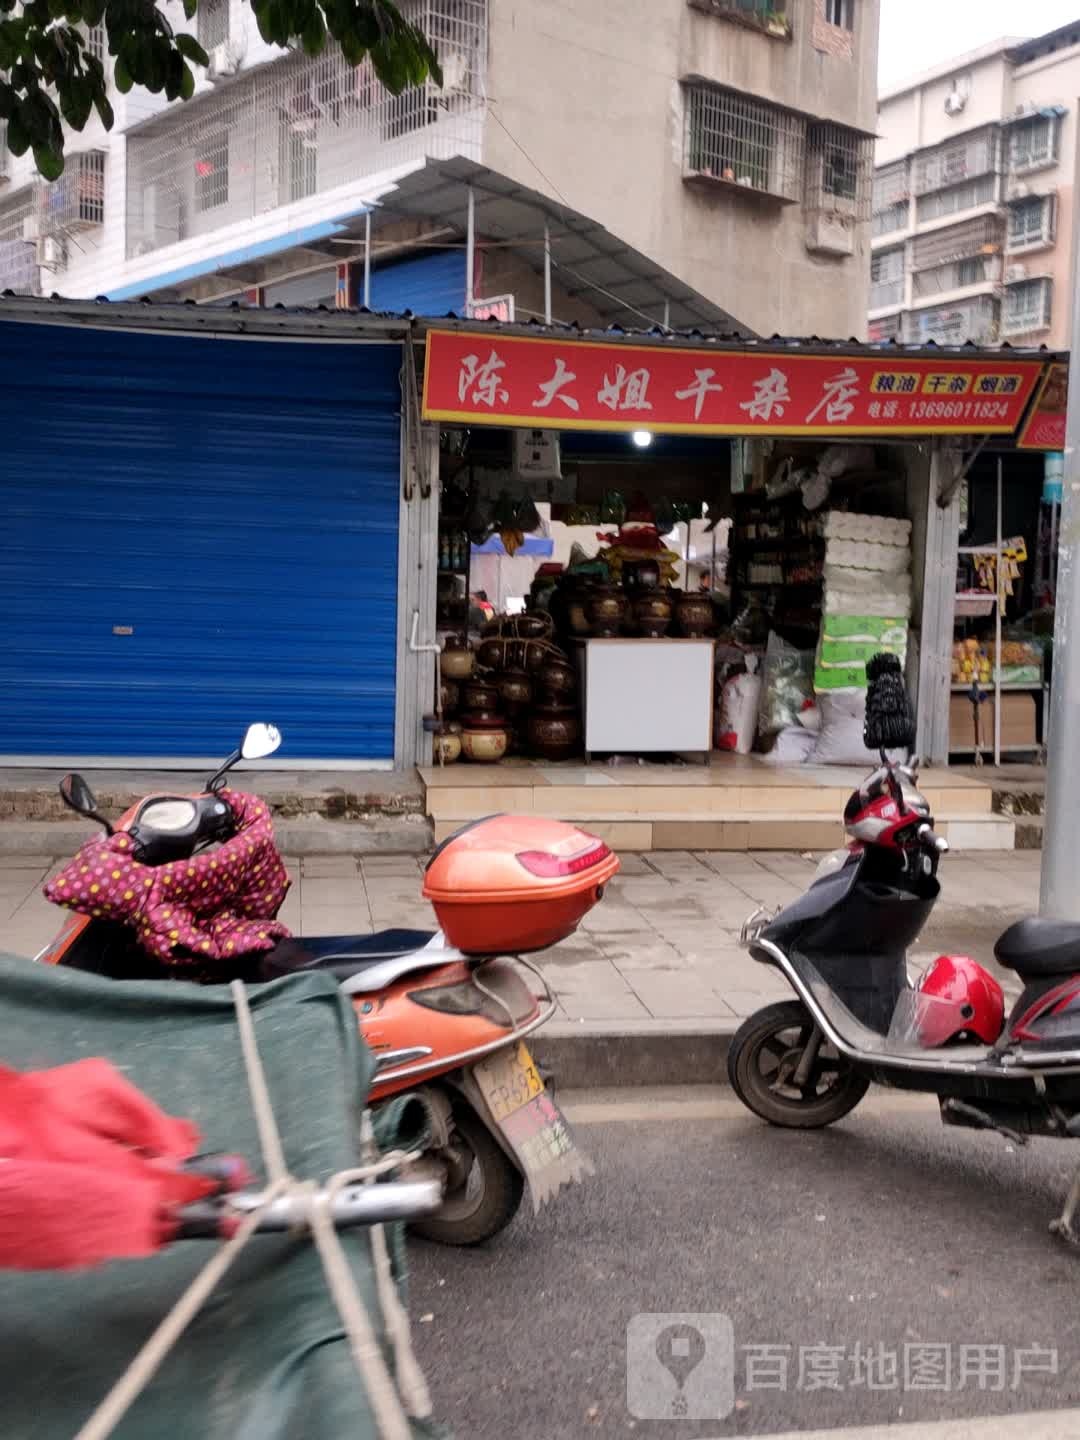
top-left (576, 638), bottom-right (714, 761)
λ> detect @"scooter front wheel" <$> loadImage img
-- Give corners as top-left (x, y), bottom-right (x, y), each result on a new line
top-left (728, 1000), bottom-right (870, 1129)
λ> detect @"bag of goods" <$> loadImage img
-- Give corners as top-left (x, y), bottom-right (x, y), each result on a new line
top-left (757, 632), bottom-right (814, 739)
top-left (818, 633), bottom-right (906, 670)
top-left (982, 635), bottom-right (1044, 686)
top-left (823, 613), bottom-right (909, 646)
top-left (809, 689), bottom-right (894, 766)
top-left (758, 724), bottom-right (817, 767)
top-left (825, 538), bottom-right (910, 574)
top-left (716, 656), bottom-right (762, 754)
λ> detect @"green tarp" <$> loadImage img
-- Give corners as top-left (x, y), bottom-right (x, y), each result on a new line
top-left (0, 954), bottom-right (435, 1440)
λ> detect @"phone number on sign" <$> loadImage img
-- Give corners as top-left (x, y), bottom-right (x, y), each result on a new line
top-left (906, 399), bottom-right (1012, 422)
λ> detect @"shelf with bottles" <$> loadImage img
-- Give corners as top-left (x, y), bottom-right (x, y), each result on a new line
top-left (438, 530), bottom-right (471, 575)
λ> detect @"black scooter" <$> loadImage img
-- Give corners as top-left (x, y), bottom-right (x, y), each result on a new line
top-left (727, 655), bottom-right (1080, 1245)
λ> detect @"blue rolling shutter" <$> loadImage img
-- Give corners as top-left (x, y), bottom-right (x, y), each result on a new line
top-left (0, 320), bottom-right (402, 762)
top-left (370, 249), bottom-right (466, 316)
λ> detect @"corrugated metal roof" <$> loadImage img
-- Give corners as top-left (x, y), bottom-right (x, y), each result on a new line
top-left (0, 291), bottom-right (1067, 364)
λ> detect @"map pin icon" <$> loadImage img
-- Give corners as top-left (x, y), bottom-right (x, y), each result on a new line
top-left (655, 1323), bottom-right (706, 1416)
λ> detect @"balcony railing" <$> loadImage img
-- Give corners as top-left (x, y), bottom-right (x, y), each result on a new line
top-left (0, 187), bottom-right (40, 295)
top-left (911, 214), bottom-right (1003, 272)
top-left (125, 0), bottom-right (487, 259)
top-left (870, 278), bottom-right (904, 310)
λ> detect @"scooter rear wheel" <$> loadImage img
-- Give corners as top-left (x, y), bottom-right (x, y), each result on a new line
top-left (411, 1103), bottom-right (524, 1246)
top-left (728, 1000), bottom-right (870, 1129)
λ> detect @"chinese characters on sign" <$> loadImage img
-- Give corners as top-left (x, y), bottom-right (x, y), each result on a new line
top-left (740, 1341), bottom-right (1058, 1394)
top-left (423, 330), bottom-right (1044, 436)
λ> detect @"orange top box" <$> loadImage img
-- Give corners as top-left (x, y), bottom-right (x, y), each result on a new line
top-left (422, 814), bottom-right (620, 955)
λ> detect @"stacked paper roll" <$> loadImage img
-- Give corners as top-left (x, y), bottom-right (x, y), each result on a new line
top-left (815, 512), bottom-right (911, 691)
top-left (824, 512), bottom-right (912, 546)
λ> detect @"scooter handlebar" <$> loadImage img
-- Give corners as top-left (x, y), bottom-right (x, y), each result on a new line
top-left (173, 1179), bottom-right (444, 1240)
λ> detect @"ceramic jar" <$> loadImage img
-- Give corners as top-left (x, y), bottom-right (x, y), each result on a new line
top-left (623, 558), bottom-right (661, 593)
top-left (566, 588), bottom-right (592, 637)
top-left (460, 713), bottom-right (509, 763)
top-left (440, 678), bottom-right (460, 714)
top-left (462, 677), bottom-right (500, 712)
top-left (477, 638), bottom-right (509, 671)
top-left (439, 638), bottom-right (475, 680)
top-left (433, 727), bottom-right (462, 764)
top-left (634, 588), bottom-right (673, 639)
top-left (528, 702), bottom-right (581, 761)
top-left (675, 592), bottom-right (713, 638)
top-left (587, 585), bottom-right (626, 638)
top-left (538, 656), bottom-right (577, 702)
top-left (497, 668), bottom-right (533, 708)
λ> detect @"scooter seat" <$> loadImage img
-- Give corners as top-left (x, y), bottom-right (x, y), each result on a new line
top-left (259, 931), bottom-right (439, 983)
top-left (995, 916), bottom-right (1080, 979)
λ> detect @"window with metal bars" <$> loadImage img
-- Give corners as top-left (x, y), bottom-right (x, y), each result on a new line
top-left (194, 133), bottom-right (229, 211)
top-left (872, 200), bottom-right (908, 237)
top-left (39, 150), bottom-right (105, 230)
top-left (805, 122), bottom-right (871, 218)
top-left (915, 173), bottom-right (996, 224)
top-left (912, 256), bottom-right (991, 300)
top-left (870, 247), bottom-right (904, 309)
top-left (1009, 115), bottom-right (1060, 174)
top-left (824, 0), bottom-right (854, 28)
top-left (280, 117), bottom-right (317, 203)
top-left (1007, 194), bottom-right (1055, 250)
top-left (197, 0), bottom-right (229, 53)
top-left (85, 22), bottom-right (106, 64)
top-left (905, 295), bottom-right (997, 346)
top-left (683, 83), bottom-right (805, 202)
top-left (0, 186), bottom-right (40, 294)
top-left (1003, 277), bottom-right (1052, 335)
top-left (868, 312), bottom-right (902, 342)
top-left (873, 160), bottom-right (908, 213)
top-left (914, 127), bottom-right (999, 196)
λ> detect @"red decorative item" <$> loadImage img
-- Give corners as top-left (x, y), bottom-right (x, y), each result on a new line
top-left (43, 790), bottom-right (290, 968)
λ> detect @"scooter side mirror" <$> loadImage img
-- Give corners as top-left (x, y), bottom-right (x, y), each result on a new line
top-left (241, 723), bottom-right (282, 761)
top-left (59, 773), bottom-right (113, 835)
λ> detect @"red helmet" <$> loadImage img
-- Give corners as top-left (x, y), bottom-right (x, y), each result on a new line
top-left (912, 955), bottom-right (1005, 1046)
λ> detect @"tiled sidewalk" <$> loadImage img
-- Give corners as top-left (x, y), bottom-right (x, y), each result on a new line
top-left (0, 849), bottom-right (1043, 1027)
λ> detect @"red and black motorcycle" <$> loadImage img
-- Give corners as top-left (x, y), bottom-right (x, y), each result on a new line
top-left (729, 654), bottom-right (1080, 1245)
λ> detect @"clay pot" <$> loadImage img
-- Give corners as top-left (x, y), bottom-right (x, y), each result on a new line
top-left (634, 588), bottom-right (673, 639)
top-left (483, 613), bottom-right (551, 641)
top-left (623, 558), bottom-right (661, 594)
top-left (462, 678), bottom-right (500, 712)
top-left (587, 585), bottom-right (626, 638)
top-left (477, 638), bottom-right (509, 671)
top-left (528, 702), bottom-right (582, 762)
top-left (433, 728), bottom-right (462, 764)
top-left (439, 639), bottom-right (475, 680)
top-left (539, 656), bottom-right (577, 702)
top-left (460, 714), bottom-right (509, 763)
top-left (497, 668), bottom-right (533, 708)
top-left (566, 591), bottom-right (592, 637)
top-left (440, 678), bottom-right (460, 713)
top-left (675, 592), bottom-right (713, 638)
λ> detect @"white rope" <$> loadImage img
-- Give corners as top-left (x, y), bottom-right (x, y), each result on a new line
top-left (73, 981), bottom-right (431, 1440)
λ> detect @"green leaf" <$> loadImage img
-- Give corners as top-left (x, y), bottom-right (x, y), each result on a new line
top-left (182, 0), bottom-right (196, 16)
top-left (175, 32), bottom-right (208, 65)
top-left (33, 140), bottom-right (64, 180)
top-left (179, 60), bottom-right (194, 99)
top-left (300, 8), bottom-right (326, 55)
top-left (113, 51), bottom-right (132, 91)
top-left (93, 87), bottom-right (113, 128)
top-left (5, 110), bottom-right (29, 154)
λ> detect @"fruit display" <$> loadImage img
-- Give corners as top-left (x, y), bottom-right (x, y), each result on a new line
top-left (951, 636), bottom-right (1043, 687)
top-left (951, 639), bottom-right (992, 686)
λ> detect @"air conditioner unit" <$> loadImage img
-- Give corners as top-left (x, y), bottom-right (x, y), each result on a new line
top-left (944, 90), bottom-right (967, 116)
top-left (1006, 262), bottom-right (1028, 282)
top-left (39, 234), bottom-right (64, 269)
top-left (207, 41), bottom-right (239, 81)
top-left (21, 215), bottom-right (38, 243)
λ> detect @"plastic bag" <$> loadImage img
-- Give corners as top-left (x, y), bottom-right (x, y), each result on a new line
top-left (757, 632), bottom-right (814, 739)
top-left (730, 597), bottom-right (772, 647)
top-left (716, 656), bottom-right (762, 754)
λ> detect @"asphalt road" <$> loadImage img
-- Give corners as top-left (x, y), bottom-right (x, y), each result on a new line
top-left (409, 1087), bottom-right (1080, 1439)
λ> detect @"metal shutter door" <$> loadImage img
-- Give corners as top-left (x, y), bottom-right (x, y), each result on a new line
top-left (370, 250), bottom-right (466, 316)
top-left (0, 320), bottom-right (402, 762)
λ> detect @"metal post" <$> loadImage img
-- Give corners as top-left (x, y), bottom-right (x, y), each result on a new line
top-left (994, 456), bottom-right (1002, 766)
top-left (1040, 123), bottom-right (1080, 918)
top-left (663, 300), bottom-right (671, 333)
top-left (466, 185), bottom-right (475, 313)
top-left (543, 223), bottom-right (552, 325)
top-left (363, 211), bottom-right (372, 310)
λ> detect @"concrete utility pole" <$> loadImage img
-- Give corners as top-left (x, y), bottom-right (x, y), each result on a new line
top-left (1040, 116), bottom-right (1080, 919)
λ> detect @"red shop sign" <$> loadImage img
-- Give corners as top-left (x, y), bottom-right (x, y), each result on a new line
top-left (1016, 362), bottom-right (1067, 451)
top-left (422, 329), bottom-right (1043, 437)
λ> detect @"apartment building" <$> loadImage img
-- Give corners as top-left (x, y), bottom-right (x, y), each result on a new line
top-left (870, 20), bottom-right (1079, 349)
top-left (0, 0), bottom-right (879, 337)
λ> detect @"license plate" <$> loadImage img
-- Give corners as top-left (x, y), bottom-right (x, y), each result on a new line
top-left (474, 1041), bottom-right (544, 1124)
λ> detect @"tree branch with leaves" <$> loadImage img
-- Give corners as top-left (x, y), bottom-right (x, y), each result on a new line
top-left (0, 0), bottom-right (440, 179)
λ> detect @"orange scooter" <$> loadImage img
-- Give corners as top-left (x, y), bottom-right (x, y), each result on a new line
top-left (37, 724), bottom-right (618, 1245)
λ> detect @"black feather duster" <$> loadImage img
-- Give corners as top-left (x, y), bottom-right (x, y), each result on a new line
top-left (863, 652), bottom-right (916, 752)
